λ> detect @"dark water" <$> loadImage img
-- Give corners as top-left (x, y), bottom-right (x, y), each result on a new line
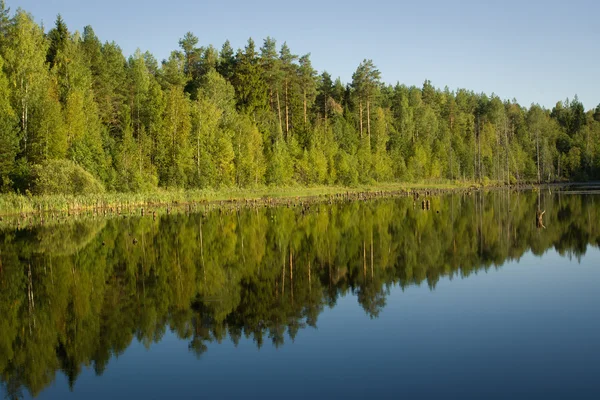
top-left (1, 190), bottom-right (599, 399)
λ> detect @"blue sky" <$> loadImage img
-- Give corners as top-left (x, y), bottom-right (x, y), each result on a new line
top-left (7, 0), bottom-right (599, 109)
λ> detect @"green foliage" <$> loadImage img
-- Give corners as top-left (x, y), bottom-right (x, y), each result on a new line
top-left (30, 159), bottom-right (104, 195)
top-left (115, 105), bottom-right (151, 192)
top-left (233, 115), bottom-right (265, 186)
top-left (0, 55), bottom-right (18, 190)
top-left (335, 149), bottom-right (359, 186)
top-left (232, 38), bottom-right (267, 115)
top-left (0, 3), bottom-right (597, 198)
top-left (158, 86), bottom-right (192, 188)
top-left (267, 139), bottom-right (294, 185)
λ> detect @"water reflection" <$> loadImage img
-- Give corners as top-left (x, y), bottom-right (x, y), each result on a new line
top-left (0, 190), bottom-right (599, 397)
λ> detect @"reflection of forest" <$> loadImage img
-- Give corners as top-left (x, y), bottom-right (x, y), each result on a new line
top-left (1, 191), bottom-right (599, 397)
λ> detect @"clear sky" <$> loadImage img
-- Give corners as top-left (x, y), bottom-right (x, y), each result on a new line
top-left (7, 0), bottom-right (599, 109)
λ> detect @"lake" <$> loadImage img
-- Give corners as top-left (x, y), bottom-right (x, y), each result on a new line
top-left (1, 189), bottom-right (599, 399)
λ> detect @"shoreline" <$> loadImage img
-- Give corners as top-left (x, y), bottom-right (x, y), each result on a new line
top-left (0, 181), bottom-right (591, 219)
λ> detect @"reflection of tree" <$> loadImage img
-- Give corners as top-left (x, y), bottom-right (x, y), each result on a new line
top-left (2, 376), bottom-right (24, 400)
top-left (357, 284), bottom-right (387, 319)
top-left (187, 300), bottom-right (216, 359)
top-left (1, 191), bottom-right (599, 397)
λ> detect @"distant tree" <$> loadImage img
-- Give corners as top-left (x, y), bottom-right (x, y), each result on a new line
top-left (232, 38), bottom-right (267, 116)
top-left (217, 40), bottom-right (235, 82)
top-left (161, 51), bottom-right (187, 88)
top-left (279, 42), bottom-right (297, 139)
top-left (0, 0), bottom-right (10, 45)
top-left (260, 37), bottom-right (282, 134)
top-left (351, 59), bottom-right (381, 139)
top-left (298, 54), bottom-right (317, 127)
top-left (46, 14), bottom-right (68, 68)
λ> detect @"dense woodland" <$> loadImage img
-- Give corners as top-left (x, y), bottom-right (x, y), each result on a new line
top-left (1, 191), bottom-right (599, 396)
top-left (1, 3), bottom-right (600, 196)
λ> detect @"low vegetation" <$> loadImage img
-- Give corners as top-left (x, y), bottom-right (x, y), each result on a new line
top-left (30, 159), bottom-right (105, 195)
top-left (0, 181), bottom-right (479, 216)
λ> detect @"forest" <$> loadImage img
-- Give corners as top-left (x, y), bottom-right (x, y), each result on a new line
top-left (1, 191), bottom-right (599, 397)
top-left (1, 2), bottom-right (600, 197)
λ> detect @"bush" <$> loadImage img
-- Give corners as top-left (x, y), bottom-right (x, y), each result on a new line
top-left (31, 160), bottom-right (105, 195)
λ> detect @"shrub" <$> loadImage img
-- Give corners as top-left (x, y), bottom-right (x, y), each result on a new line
top-left (31, 160), bottom-right (105, 195)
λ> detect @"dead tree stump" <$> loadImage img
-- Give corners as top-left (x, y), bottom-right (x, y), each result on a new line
top-left (536, 210), bottom-right (546, 229)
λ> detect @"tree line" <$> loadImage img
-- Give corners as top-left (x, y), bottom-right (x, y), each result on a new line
top-left (1, 2), bottom-right (600, 195)
top-left (1, 191), bottom-right (599, 397)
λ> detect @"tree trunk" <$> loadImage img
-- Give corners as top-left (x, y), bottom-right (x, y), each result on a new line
top-left (172, 104), bottom-right (177, 187)
top-left (370, 231), bottom-right (374, 280)
top-left (359, 100), bottom-right (364, 138)
top-left (450, 150), bottom-right (453, 180)
top-left (303, 90), bottom-right (307, 125)
top-left (276, 90), bottom-right (283, 137)
top-left (290, 248), bottom-right (293, 304)
top-left (282, 254), bottom-right (285, 296)
top-left (362, 240), bottom-right (366, 280)
top-left (505, 121), bottom-right (510, 185)
top-left (324, 96), bottom-right (328, 130)
top-left (140, 140), bottom-right (143, 177)
top-left (497, 134), bottom-right (500, 182)
top-left (308, 260), bottom-right (311, 293)
top-left (22, 82), bottom-right (28, 158)
top-left (536, 130), bottom-right (540, 184)
top-left (473, 123), bottom-right (477, 181)
top-left (199, 217), bottom-right (205, 269)
top-left (367, 98), bottom-right (371, 141)
top-left (285, 81), bottom-right (289, 138)
top-left (477, 117), bottom-right (482, 182)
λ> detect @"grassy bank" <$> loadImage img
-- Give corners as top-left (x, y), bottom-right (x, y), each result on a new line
top-left (0, 181), bottom-right (482, 216)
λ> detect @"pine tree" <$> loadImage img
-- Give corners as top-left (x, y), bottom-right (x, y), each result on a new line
top-left (232, 38), bottom-right (267, 116)
top-left (260, 37), bottom-right (282, 135)
top-left (46, 14), bottom-right (68, 68)
top-left (298, 54), bottom-right (317, 127)
top-left (179, 32), bottom-right (201, 97)
top-left (351, 60), bottom-right (381, 140)
top-left (217, 40), bottom-right (235, 82)
top-left (279, 42), bottom-right (297, 140)
top-left (0, 0), bottom-right (11, 48)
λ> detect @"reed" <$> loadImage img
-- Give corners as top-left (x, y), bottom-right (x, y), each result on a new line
top-left (0, 181), bottom-right (481, 216)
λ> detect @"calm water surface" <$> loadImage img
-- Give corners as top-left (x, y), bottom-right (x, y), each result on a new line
top-left (1, 190), bottom-right (599, 399)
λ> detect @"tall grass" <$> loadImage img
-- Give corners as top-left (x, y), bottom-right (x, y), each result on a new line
top-left (0, 181), bottom-right (479, 216)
